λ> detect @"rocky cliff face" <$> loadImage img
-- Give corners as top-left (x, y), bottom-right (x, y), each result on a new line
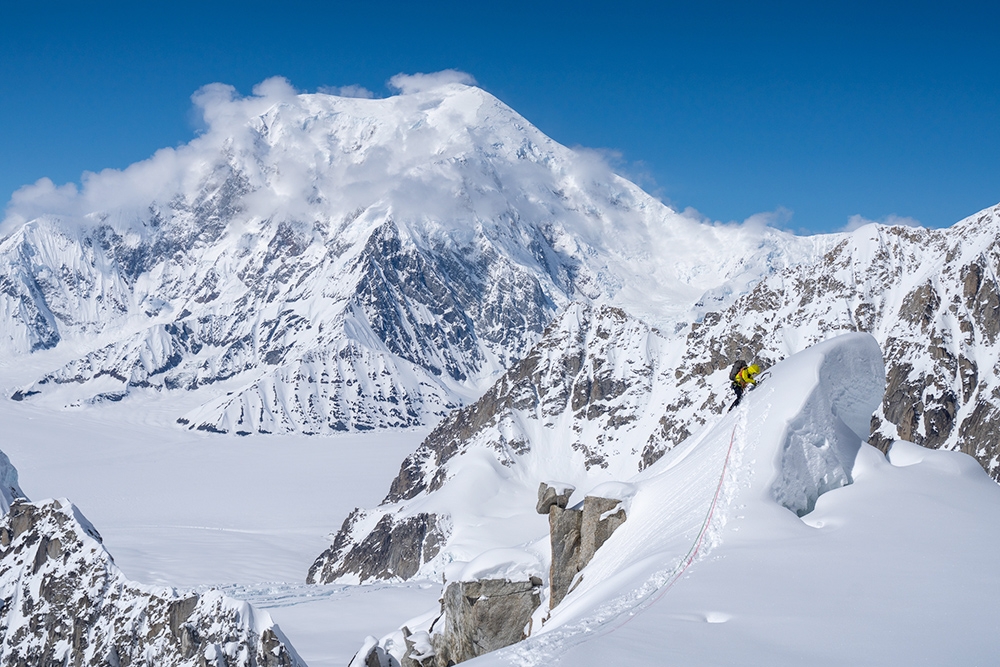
top-left (0, 498), bottom-right (304, 667)
top-left (0, 448), bottom-right (303, 666)
top-left (654, 205), bottom-right (1000, 479)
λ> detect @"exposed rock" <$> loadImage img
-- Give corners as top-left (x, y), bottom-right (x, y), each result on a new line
top-left (536, 481), bottom-right (575, 514)
top-left (307, 511), bottom-right (447, 584)
top-left (0, 498), bottom-right (303, 667)
top-left (548, 495), bottom-right (627, 609)
top-left (431, 578), bottom-right (542, 665)
top-left (548, 504), bottom-right (583, 609)
top-left (579, 496), bottom-right (627, 567)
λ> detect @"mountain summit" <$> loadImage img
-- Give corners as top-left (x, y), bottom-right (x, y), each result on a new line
top-left (1, 79), bottom-right (818, 433)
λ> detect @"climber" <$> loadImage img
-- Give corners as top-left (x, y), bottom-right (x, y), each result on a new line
top-left (728, 359), bottom-right (762, 411)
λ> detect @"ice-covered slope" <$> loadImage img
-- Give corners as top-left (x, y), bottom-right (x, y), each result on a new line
top-left (655, 203), bottom-right (1000, 479)
top-left (1, 78), bottom-right (826, 433)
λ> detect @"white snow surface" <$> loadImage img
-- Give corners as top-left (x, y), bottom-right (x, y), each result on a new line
top-left (3, 326), bottom-right (1000, 664)
top-left (384, 333), bottom-right (1000, 665)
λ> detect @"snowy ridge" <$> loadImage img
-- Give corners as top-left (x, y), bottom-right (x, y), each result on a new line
top-left (655, 203), bottom-right (1000, 479)
top-left (473, 332), bottom-right (1000, 666)
top-left (2, 79), bottom-right (826, 433)
top-left (0, 490), bottom-right (304, 666)
top-left (351, 333), bottom-right (914, 665)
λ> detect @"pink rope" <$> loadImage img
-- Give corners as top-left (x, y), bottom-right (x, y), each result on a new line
top-left (616, 420), bottom-right (740, 626)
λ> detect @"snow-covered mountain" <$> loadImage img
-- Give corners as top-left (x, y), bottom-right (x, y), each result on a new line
top-left (0, 451), bottom-right (304, 666)
top-left (659, 204), bottom-right (1000, 476)
top-left (333, 333), bottom-right (1000, 666)
top-left (310, 201), bottom-right (1000, 586)
top-left (3, 73), bottom-right (1000, 666)
top-left (308, 303), bottom-right (676, 584)
top-left (1, 78), bottom-right (818, 435)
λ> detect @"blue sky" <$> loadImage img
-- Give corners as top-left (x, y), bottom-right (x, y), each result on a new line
top-left (2, 1), bottom-right (997, 234)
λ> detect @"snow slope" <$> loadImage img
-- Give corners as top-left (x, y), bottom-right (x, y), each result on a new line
top-left (660, 204), bottom-right (1000, 480)
top-left (366, 333), bottom-right (1000, 665)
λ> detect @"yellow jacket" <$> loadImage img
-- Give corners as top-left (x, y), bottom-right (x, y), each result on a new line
top-left (734, 364), bottom-right (761, 387)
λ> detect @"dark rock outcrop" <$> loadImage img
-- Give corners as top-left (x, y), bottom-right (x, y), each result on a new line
top-left (536, 481), bottom-right (575, 514)
top-left (548, 495), bottom-right (627, 608)
top-left (431, 578), bottom-right (542, 666)
top-left (548, 504), bottom-right (584, 609)
top-left (307, 511), bottom-right (447, 584)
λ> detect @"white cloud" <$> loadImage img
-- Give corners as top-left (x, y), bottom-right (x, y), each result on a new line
top-left (843, 213), bottom-right (923, 232)
top-left (676, 205), bottom-right (794, 230)
top-left (317, 84), bottom-right (376, 99)
top-left (742, 206), bottom-right (794, 230)
top-left (2, 76), bottom-right (315, 236)
top-left (388, 69), bottom-right (476, 95)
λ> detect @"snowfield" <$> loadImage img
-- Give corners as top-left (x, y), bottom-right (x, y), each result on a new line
top-left (4, 332), bottom-right (999, 665)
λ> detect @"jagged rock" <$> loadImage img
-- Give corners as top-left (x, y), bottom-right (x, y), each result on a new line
top-left (536, 481), bottom-right (575, 514)
top-left (307, 511), bottom-right (447, 584)
top-left (431, 578), bottom-right (542, 665)
top-left (0, 498), bottom-right (303, 666)
top-left (548, 504), bottom-right (584, 609)
top-left (549, 495), bottom-right (627, 609)
top-left (401, 626), bottom-right (436, 667)
top-left (579, 496), bottom-right (627, 567)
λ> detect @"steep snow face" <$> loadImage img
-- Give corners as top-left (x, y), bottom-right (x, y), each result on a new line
top-left (0, 495), bottom-right (304, 666)
top-left (309, 326), bottom-right (883, 589)
top-left (468, 332), bottom-right (1000, 667)
top-left (356, 333), bottom-right (1000, 667)
top-left (1, 80), bottom-right (825, 433)
top-left (658, 203), bottom-right (1000, 479)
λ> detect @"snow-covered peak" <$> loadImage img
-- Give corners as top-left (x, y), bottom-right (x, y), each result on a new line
top-left (1, 79), bottom-right (829, 330)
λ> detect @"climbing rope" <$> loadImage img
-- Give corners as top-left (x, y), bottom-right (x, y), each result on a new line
top-left (517, 416), bottom-right (743, 663)
top-left (615, 417), bottom-right (741, 627)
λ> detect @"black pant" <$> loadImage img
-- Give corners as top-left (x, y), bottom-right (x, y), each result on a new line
top-left (730, 381), bottom-right (744, 410)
